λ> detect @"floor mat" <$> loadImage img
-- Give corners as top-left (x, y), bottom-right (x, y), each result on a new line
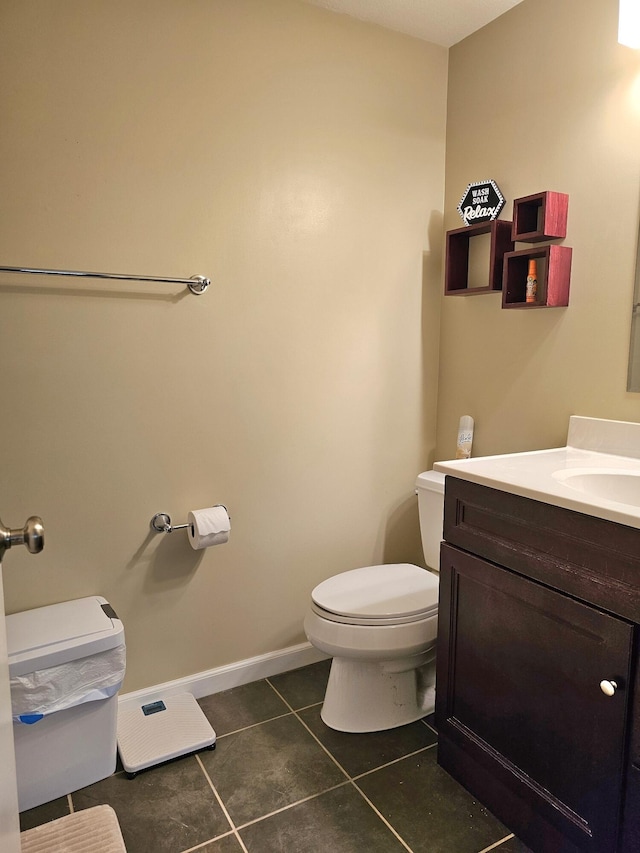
top-left (20, 804), bottom-right (126, 852)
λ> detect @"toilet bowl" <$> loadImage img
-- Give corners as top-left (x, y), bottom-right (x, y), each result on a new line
top-left (304, 470), bottom-right (445, 733)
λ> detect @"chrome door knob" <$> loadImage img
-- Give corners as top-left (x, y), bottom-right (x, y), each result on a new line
top-left (0, 515), bottom-right (44, 561)
top-left (22, 517), bottom-right (44, 554)
top-left (600, 680), bottom-right (618, 697)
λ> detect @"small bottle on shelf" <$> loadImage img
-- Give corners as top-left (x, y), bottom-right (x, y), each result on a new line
top-left (455, 415), bottom-right (474, 459)
top-left (526, 259), bottom-right (538, 304)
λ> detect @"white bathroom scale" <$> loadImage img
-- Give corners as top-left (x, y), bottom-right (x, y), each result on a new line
top-left (117, 692), bottom-right (216, 777)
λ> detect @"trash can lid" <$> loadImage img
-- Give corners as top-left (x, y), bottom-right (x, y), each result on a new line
top-left (7, 596), bottom-right (124, 677)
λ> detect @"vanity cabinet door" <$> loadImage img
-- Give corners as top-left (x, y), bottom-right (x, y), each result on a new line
top-left (436, 544), bottom-right (634, 853)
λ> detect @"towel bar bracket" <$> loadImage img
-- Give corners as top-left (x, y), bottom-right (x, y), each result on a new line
top-left (187, 275), bottom-right (209, 295)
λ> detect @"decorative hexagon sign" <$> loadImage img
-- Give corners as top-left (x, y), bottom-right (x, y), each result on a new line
top-left (457, 179), bottom-right (505, 226)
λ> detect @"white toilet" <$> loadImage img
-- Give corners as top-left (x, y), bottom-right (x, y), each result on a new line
top-left (304, 470), bottom-right (445, 733)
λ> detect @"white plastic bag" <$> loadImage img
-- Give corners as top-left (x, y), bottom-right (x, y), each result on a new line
top-left (11, 644), bottom-right (126, 724)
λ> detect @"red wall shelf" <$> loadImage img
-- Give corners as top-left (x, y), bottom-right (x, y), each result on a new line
top-left (502, 245), bottom-right (572, 308)
top-left (511, 191), bottom-right (568, 242)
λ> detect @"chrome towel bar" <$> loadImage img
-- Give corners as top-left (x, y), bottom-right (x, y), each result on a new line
top-left (0, 265), bottom-right (210, 295)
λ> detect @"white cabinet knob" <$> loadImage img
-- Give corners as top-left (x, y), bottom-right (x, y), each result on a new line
top-left (600, 680), bottom-right (618, 697)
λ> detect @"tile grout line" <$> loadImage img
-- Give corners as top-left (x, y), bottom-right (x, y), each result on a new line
top-left (266, 678), bottom-right (351, 780)
top-left (188, 677), bottom-right (434, 853)
top-left (209, 702), bottom-right (325, 742)
top-left (186, 681), bottom-right (348, 848)
top-left (350, 779), bottom-right (414, 853)
top-left (477, 833), bottom-right (516, 852)
top-left (266, 675), bottom-right (438, 783)
top-left (232, 780), bottom-right (353, 832)
top-left (422, 718), bottom-right (438, 736)
top-left (351, 741), bottom-right (437, 782)
top-left (214, 709), bottom-right (293, 740)
top-left (179, 828), bottom-right (242, 853)
top-left (194, 753), bottom-right (249, 853)
top-left (67, 734), bottom-right (433, 852)
top-left (291, 699), bottom-right (325, 713)
top-left (266, 678), bottom-right (417, 853)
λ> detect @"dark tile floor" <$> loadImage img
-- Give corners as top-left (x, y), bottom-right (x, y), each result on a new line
top-left (19, 660), bottom-right (532, 852)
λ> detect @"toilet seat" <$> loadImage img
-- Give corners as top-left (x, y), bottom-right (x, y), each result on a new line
top-left (311, 563), bottom-right (439, 627)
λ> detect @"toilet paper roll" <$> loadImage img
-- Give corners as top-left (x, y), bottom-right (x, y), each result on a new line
top-left (187, 506), bottom-right (231, 550)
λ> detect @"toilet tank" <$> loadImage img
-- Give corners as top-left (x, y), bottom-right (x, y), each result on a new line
top-left (415, 470), bottom-right (446, 571)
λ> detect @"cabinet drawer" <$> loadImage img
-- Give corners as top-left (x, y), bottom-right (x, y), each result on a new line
top-left (443, 476), bottom-right (640, 621)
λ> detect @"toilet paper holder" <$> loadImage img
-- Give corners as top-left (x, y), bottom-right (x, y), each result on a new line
top-left (150, 506), bottom-right (229, 534)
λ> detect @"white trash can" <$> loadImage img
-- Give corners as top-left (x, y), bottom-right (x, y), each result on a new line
top-left (7, 596), bottom-right (126, 812)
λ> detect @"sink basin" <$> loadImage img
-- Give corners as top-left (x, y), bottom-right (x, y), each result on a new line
top-left (552, 468), bottom-right (640, 507)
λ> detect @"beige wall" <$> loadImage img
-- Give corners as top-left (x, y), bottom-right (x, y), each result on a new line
top-left (437, 0), bottom-right (640, 460)
top-left (5, 0), bottom-right (637, 696)
top-left (0, 1), bottom-right (447, 690)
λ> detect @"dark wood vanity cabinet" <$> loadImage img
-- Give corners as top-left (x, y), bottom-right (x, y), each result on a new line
top-left (436, 477), bottom-right (640, 853)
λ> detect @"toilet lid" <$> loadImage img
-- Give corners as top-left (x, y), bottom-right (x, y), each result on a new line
top-left (311, 563), bottom-right (439, 620)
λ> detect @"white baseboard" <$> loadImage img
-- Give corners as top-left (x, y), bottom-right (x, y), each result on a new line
top-left (118, 642), bottom-right (328, 714)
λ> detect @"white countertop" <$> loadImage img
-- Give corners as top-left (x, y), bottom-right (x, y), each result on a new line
top-left (433, 416), bottom-right (640, 530)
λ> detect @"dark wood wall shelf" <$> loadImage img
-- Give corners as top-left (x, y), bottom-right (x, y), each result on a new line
top-left (511, 191), bottom-right (568, 242)
top-left (444, 190), bottom-right (571, 307)
top-left (444, 220), bottom-right (514, 296)
top-left (502, 245), bottom-right (572, 308)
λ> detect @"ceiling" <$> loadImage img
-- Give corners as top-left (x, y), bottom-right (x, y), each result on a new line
top-left (304, 0), bottom-right (525, 47)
